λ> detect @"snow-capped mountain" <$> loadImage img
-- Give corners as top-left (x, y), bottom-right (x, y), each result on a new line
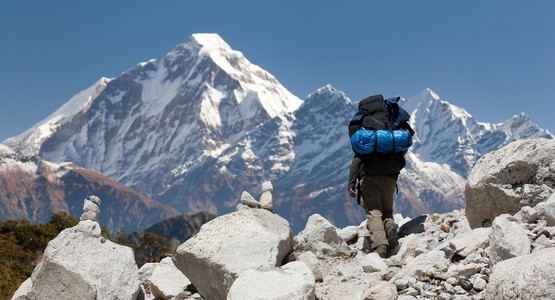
top-left (0, 144), bottom-right (179, 233)
top-left (405, 89), bottom-right (553, 177)
top-left (5, 33), bottom-right (302, 195)
top-left (3, 33), bottom-right (553, 232)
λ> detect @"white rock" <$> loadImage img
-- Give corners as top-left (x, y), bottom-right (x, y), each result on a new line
top-left (513, 206), bottom-right (538, 224)
top-left (160, 256), bottom-right (176, 266)
top-left (240, 191), bottom-right (260, 208)
top-left (29, 260), bottom-right (97, 299)
top-left (175, 209), bottom-right (293, 300)
top-left (391, 250), bottom-right (449, 282)
top-left (296, 251), bottom-right (322, 281)
top-left (447, 263), bottom-right (483, 278)
top-left (261, 180), bottom-right (273, 192)
top-left (362, 281), bottom-right (398, 300)
top-left (535, 192), bottom-right (555, 226)
top-left (473, 277), bottom-right (487, 291)
top-left (25, 225), bottom-right (140, 299)
top-left (11, 277), bottom-right (32, 300)
top-left (360, 253), bottom-right (388, 273)
top-left (83, 199), bottom-right (100, 214)
top-left (355, 235), bottom-right (371, 253)
top-left (138, 263), bottom-right (158, 282)
top-left (149, 263), bottom-right (192, 300)
top-left (393, 234), bottom-right (423, 263)
top-left (294, 214), bottom-right (352, 258)
top-left (80, 210), bottom-right (98, 222)
top-left (488, 215), bottom-right (531, 265)
top-left (485, 248), bottom-right (555, 299)
top-left (227, 261), bottom-right (315, 300)
top-left (532, 233), bottom-right (555, 252)
top-left (393, 277), bottom-right (410, 290)
top-left (74, 220), bottom-right (102, 237)
top-left (337, 225), bottom-right (358, 243)
top-left (236, 203), bottom-right (251, 211)
top-left (87, 195), bottom-right (101, 205)
top-left (448, 227), bottom-right (490, 257)
top-left (259, 190), bottom-right (273, 211)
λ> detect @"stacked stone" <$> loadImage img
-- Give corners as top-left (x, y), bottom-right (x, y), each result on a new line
top-left (80, 195), bottom-right (101, 221)
top-left (238, 180), bottom-right (273, 212)
top-left (259, 181), bottom-right (273, 212)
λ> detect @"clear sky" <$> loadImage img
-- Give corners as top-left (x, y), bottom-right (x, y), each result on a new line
top-left (0, 0), bottom-right (553, 141)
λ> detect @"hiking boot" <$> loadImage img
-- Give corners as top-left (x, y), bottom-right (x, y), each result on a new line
top-left (384, 219), bottom-right (399, 250)
top-left (373, 245), bottom-right (388, 258)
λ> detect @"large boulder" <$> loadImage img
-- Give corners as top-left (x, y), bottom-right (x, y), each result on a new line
top-left (227, 261), bottom-right (316, 300)
top-left (466, 138), bottom-right (555, 228)
top-left (174, 209), bottom-right (293, 300)
top-left (18, 220), bottom-right (140, 300)
top-left (485, 248), bottom-right (555, 299)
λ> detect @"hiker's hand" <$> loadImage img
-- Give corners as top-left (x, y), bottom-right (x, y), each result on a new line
top-left (347, 188), bottom-right (356, 198)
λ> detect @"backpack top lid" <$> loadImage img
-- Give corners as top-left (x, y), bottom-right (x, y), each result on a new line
top-left (358, 94), bottom-right (384, 114)
top-left (348, 94), bottom-right (387, 137)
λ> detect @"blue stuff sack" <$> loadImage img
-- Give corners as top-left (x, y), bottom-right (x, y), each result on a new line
top-left (351, 129), bottom-right (412, 154)
top-left (393, 130), bottom-right (412, 152)
top-left (350, 129), bottom-right (376, 154)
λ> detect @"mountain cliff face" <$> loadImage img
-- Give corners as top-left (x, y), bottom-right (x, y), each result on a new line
top-left (3, 33), bottom-right (553, 232)
top-left (5, 33), bottom-right (302, 196)
top-left (0, 144), bottom-right (179, 233)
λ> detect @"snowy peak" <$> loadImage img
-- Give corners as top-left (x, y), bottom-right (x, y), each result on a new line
top-left (3, 33), bottom-right (303, 193)
top-left (500, 112), bottom-right (552, 138)
top-left (162, 33), bottom-right (302, 117)
top-left (304, 84), bottom-right (351, 106)
top-left (407, 89), bottom-right (553, 177)
top-left (192, 33), bottom-right (232, 49)
top-left (298, 84), bottom-right (353, 117)
top-left (191, 33), bottom-right (240, 61)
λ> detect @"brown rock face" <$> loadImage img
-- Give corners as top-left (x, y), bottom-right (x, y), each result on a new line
top-left (0, 147), bottom-right (179, 233)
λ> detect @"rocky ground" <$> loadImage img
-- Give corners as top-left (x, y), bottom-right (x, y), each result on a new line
top-left (12, 138), bottom-right (555, 300)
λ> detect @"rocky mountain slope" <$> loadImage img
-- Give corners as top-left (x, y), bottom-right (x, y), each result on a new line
top-left (127, 211), bottom-right (216, 247)
top-left (0, 144), bottom-right (179, 233)
top-left (12, 138), bottom-right (555, 300)
top-left (3, 33), bottom-right (552, 232)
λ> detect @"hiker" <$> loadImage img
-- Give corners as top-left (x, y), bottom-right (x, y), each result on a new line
top-left (347, 94), bottom-right (414, 258)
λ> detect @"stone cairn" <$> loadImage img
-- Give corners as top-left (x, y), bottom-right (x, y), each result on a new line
top-left (238, 181), bottom-right (274, 212)
top-left (80, 195), bottom-right (102, 221)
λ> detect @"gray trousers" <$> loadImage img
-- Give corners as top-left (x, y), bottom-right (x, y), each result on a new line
top-left (360, 175), bottom-right (397, 249)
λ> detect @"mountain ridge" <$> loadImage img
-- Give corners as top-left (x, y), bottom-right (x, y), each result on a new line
top-left (2, 33), bottom-right (553, 233)
top-left (0, 144), bottom-right (179, 233)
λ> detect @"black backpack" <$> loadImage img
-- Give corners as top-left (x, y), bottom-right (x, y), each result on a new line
top-left (348, 94), bottom-right (414, 176)
top-left (349, 94), bottom-right (391, 136)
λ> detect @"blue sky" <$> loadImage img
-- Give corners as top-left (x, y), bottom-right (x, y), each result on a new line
top-left (0, 0), bottom-right (553, 141)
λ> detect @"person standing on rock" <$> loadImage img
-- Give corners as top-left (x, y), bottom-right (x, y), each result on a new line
top-left (346, 94), bottom-right (414, 257)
